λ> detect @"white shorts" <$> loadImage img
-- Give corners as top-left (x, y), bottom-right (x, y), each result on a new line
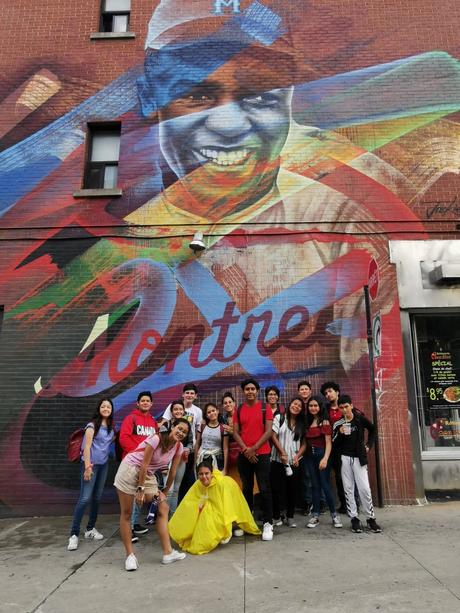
top-left (114, 462), bottom-right (159, 496)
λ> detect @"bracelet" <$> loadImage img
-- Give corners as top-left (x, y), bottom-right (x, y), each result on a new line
top-left (136, 485), bottom-right (145, 492)
top-left (84, 465), bottom-right (92, 470)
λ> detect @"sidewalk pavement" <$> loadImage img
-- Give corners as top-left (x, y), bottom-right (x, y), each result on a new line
top-left (1, 502), bottom-right (460, 613)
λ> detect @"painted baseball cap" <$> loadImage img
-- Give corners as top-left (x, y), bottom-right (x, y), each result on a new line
top-left (145, 0), bottom-right (297, 56)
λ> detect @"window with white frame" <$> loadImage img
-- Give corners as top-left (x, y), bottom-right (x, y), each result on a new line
top-left (100, 0), bottom-right (131, 33)
top-left (84, 124), bottom-right (121, 189)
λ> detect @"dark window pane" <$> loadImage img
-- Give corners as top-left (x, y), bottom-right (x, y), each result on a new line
top-left (101, 13), bottom-right (114, 32)
top-left (85, 164), bottom-right (105, 189)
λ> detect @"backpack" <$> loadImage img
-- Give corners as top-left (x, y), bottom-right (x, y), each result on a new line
top-left (114, 430), bottom-right (123, 462)
top-left (67, 428), bottom-right (85, 462)
top-left (274, 410), bottom-right (285, 429)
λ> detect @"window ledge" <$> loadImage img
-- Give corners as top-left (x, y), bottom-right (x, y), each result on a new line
top-left (73, 188), bottom-right (123, 198)
top-left (90, 32), bottom-right (136, 40)
top-left (422, 450), bottom-right (460, 461)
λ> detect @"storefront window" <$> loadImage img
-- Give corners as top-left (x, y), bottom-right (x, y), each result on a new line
top-left (412, 314), bottom-right (460, 450)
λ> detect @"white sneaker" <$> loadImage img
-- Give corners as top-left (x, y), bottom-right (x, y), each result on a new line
top-left (332, 515), bottom-right (343, 529)
top-left (67, 535), bottom-right (78, 551)
top-left (125, 553), bottom-right (139, 571)
top-left (162, 549), bottom-right (186, 565)
top-left (233, 528), bottom-right (244, 537)
top-left (84, 527), bottom-right (103, 540)
top-left (307, 517), bottom-right (319, 528)
top-left (262, 522), bottom-right (274, 541)
top-left (220, 535), bottom-right (232, 545)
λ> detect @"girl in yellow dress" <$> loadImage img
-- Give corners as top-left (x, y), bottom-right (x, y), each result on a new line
top-left (168, 460), bottom-right (260, 555)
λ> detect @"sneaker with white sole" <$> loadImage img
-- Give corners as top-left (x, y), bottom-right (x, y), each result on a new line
top-left (367, 518), bottom-right (382, 533)
top-left (285, 518), bottom-right (297, 528)
top-left (332, 515), bottom-right (343, 528)
top-left (133, 523), bottom-right (149, 535)
top-left (351, 517), bottom-right (363, 533)
top-left (162, 549), bottom-right (186, 564)
top-left (67, 535), bottom-right (79, 551)
top-left (262, 522), bottom-right (274, 541)
top-left (307, 516), bottom-right (319, 528)
top-left (220, 535), bottom-right (232, 545)
top-left (125, 553), bottom-right (139, 571)
top-left (131, 532), bottom-right (139, 544)
top-left (233, 528), bottom-right (244, 537)
top-left (273, 517), bottom-right (283, 527)
top-left (84, 527), bottom-right (103, 540)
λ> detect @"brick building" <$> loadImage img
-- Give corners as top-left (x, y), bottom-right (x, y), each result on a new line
top-left (1, 0), bottom-right (460, 516)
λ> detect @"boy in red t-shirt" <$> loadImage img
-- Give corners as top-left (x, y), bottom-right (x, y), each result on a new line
top-left (232, 378), bottom-right (274, 541)
top-left (119, 391), bottom-right (158, 540)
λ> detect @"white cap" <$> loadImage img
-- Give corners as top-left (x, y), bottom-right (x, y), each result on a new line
top-left (145, 0), bottom-right (292, 52)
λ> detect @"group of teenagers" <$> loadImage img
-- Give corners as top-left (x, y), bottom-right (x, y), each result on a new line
top-left (67, 378), bottom-right (383, 571)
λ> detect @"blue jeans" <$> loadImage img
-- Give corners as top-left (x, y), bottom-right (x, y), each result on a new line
top-left (70, 463), bottom-right (108, 536)
top-left (167, 460), bottom-right (186, 515)
top-left (305, 447), bottom-right (336, 517)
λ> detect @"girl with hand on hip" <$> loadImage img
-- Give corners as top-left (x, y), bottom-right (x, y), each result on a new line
top-left (114, 418), bottom-right (190, 570)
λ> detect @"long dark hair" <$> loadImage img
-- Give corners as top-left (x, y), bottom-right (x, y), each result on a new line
top-left (305, 395), bottom-right (328, 429)
top-left (159, 417), bottom-right (190, 453)
top-left (221, 391), bottom-right (235, 404)
top-left (169, 399), bottom-right (185, 416)
top-left (91, 398), bottom-right (114, 438)
top-left (286, 396), bottom-right (305, 441)
top-left (197, 458), bottom-right (214, 473)
top-left (265, 385), bottom-right (280, 406)
top-left (203, 402), bottom-right (220, 424)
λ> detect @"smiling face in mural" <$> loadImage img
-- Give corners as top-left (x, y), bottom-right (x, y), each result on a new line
top-left (146, 44), bottom-right (294, 217)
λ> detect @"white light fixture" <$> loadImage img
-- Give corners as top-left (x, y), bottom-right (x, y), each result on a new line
top-left (189, 232), bottom-right (206, 253)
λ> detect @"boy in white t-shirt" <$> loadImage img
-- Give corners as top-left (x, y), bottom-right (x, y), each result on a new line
top-left (162, 383), bottom-right (202, 502)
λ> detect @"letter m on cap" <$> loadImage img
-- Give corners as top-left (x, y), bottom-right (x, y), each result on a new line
top-left (213, 0), bottom-right (241, 15)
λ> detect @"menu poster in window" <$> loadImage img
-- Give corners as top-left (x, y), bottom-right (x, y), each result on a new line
top-left (423, 347), bottom-right (460, 410)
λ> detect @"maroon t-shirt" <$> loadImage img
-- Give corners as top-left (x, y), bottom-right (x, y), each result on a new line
top-left (306, 422), bottom-right (332, 449)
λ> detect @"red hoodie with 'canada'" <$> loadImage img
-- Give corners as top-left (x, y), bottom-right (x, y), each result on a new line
top-left (119, 409), bottom-right (158, 459)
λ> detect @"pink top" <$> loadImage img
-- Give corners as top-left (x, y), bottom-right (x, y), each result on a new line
top-left (124, 434), bottom-right (183, 475)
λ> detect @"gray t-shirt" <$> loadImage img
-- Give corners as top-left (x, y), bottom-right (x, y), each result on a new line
top-left (200, 423), bottom-right (226, 457)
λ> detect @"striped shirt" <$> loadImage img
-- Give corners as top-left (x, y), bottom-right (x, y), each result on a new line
top-left (271, 414), bottom-right (301, 464)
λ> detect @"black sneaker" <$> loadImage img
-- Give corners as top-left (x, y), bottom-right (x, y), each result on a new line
top-left (133, 524), bottom-right (148, 535)
top-left (351, 517), bottom-right (363, 533)
top-left (367, 518), bottom-right (382, 533)
top-left (131, 532), bottom-right (139, 543)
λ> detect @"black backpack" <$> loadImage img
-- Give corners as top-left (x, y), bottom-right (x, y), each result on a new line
top-left (236, 402), bottom-right (268, 429)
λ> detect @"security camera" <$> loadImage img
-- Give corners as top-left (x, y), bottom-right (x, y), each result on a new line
top-left (189, 232), bottom-right (206, 253)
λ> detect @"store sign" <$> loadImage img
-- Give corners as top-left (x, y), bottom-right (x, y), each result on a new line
top-left (424, 348), bottom-right (460, 410)
top-left (368, 258), bottom-right (379, 301)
